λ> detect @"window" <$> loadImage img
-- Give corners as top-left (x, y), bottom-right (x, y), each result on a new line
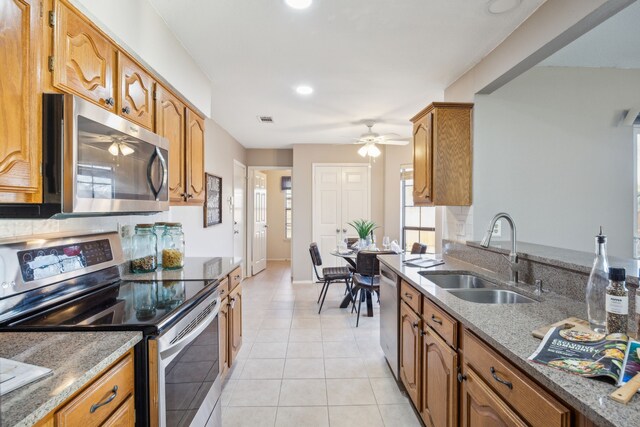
top-left (282, 176), bottom-right (292, 239)
top-left (401, 166), bottom-right (435, 253)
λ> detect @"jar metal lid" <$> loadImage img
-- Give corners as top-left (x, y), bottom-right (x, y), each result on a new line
top-left (136, 224), bottom-right (154, 229)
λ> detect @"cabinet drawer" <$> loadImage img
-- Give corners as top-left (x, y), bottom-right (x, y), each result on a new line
top-left (423, 297), bottom-right (457, 348)
top-left (400, 281), bottom-right (421, 313)
top-left (463, 330), bottom-right (570, 427)
top-left (218, 277), bottom-right (230, 300)
top-left (55, 352), bottom-right (134, 427)
top-left (101, 394), bottom-right (135, 427)
top-left (229, 267), bottom-right (242, 290)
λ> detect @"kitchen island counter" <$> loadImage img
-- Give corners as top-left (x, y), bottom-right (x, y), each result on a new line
top-left (378, 253), bottom-right (640, 427)
top-left (0, 331), bottom-right (142, 427)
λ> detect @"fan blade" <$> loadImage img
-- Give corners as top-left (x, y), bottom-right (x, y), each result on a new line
top-left (378, 133), bottom-right (403, 140)
top-left (380, 139), bottom-right (411, 146)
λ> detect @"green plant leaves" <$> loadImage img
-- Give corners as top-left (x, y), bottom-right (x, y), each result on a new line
top-left (347, 219), bottom-right (380, 239)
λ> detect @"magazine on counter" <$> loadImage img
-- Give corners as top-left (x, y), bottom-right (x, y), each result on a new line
top-left (528, 327), bottom-right (640, 386)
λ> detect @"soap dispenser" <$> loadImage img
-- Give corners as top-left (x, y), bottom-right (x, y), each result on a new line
top-left (586, 227), bottom-right (609, 333)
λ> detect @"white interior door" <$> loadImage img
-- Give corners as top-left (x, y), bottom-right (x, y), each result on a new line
top-left (233, 161), bottom-right (246, 272)
top-left (252, 170), bottom-right (267, 275)
top-left (341, 166), bottom-right (371, 240)
top-left (313, 167), bottom-right (342, 267)
top-left (313, 165), bottom-right (370, 269)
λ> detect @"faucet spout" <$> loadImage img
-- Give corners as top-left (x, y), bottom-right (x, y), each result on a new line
top-left (480, 213), bottom-right (518, 283)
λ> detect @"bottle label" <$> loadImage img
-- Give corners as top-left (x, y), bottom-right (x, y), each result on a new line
top-left (606, 294), bottom-right (628, 315)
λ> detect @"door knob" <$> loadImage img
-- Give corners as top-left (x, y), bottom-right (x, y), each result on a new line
top-left (122, 106), bottom-right (131, 114)
top-left (336, 229), bottom-right (340, 233)
top-left (264, 224), bottom-right (268, 228)
top-left (234, 230), bottom-right (239, 234)
top-left (105, 97), bottom-right (115, 106)
top-left (342, 228), bottom-right (347, 233)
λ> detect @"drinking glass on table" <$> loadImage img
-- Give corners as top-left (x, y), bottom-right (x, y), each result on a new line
top-left (383, 236), bottom-right (390, 250)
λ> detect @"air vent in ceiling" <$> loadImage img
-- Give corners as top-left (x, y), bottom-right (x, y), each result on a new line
top-left (257, 116), bottom-right (274, 124)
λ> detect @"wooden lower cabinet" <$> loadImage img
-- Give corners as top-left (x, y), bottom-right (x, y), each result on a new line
top-left (228, 283), bottom-right (243, 366)
top-left (421, 326), bottom-right (457, 427)
top-left (219, 296), bottom-right (229, 376)
top-left (399, 300), bottom-right (421, 407)
top-left (101, 395), bottom-right (135, 427)
top-left (460, 368), bottom-right (527, 427)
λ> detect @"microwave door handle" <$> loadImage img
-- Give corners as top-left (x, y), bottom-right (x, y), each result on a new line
top-left (147, 148), bottom-right (166, 200)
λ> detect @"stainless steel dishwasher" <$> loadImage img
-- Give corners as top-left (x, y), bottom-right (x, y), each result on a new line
top-left (379, 262), bottom-right (399, 379)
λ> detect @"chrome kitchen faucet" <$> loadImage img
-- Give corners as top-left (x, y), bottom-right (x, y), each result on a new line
top-left (480, 213), bottom-right (519, 284)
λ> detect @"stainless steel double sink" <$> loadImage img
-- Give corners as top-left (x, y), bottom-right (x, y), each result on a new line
top-left (417, 272), bottom-right (536, 304)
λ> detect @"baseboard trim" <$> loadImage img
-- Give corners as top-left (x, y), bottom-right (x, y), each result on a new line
top-left (267, 258), bottom-right (291, 261)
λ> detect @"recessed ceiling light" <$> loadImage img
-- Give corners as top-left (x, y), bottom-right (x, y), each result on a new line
top-left (295, 85), bottom-right (314, 95)
top-left (285, 0), bottom-right (312, 10)
top-left (487, 0), bottom-right (521, 14)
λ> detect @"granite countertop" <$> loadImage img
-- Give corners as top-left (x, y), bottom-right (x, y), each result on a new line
top-left (378, 253), bottom-right (640, 427)
top-left (121, 256), bottom-right (242, 282)
top-left (0, 331), bottom-right (142, 427)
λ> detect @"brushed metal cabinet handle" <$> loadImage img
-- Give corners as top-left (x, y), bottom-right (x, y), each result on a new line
top-left (90, 385), bottom-right (118, 413)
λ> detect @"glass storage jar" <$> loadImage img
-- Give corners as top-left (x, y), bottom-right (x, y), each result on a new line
top-left (131, 224), bottom-right (157, 273)
top-left (153, 222), bottom-right (166, 266)
top-left (161, 223), bottom-right (185, 270)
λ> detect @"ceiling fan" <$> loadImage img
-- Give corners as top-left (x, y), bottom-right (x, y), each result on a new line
top-left (79, 131), bottom-right (137, 156)
top-left (353, 120), bottom-right (410, 158)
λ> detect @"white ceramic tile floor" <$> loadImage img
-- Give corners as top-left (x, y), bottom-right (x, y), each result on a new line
top-left (221, 261), bottom-right (420, 426)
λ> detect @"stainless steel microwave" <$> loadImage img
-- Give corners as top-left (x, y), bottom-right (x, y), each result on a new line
top-left (0, 94), bottom-right (169, 218)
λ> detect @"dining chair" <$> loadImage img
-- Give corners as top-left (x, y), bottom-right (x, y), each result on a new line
top-left (411, 242), bottom-right (428, 254)
top-left (309, 243), bottom-right (353, 314)
top-left (351, 250), bottom-right (394, 326)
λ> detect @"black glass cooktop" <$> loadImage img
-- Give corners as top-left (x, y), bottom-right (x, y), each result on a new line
top-left (10, 279), bottom-right (216, 335)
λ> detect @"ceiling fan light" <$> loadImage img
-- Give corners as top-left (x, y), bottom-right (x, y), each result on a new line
top-left (285, 0), bottom-right (312, 9)
top-left (368, 144), bottom-right (381, 158)
top-left (358, 145), bottom-right (369, 157)
top-left (108, 142), bottom-right (119, 156)
top-left (119, 144), bottom-right (135, 156)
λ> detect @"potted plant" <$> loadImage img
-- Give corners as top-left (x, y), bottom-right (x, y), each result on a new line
top-left (348, 219), bottom-right (379, 248)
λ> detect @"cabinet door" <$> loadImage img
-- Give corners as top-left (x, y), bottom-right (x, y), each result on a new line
top-left (421, 326), bottom-right (457, 427)
top-left (0, 0), bottom-right (41, 202)
top-left (399, 301), bottom-right (420, 407)
top-left (412, 112), bottom-right (432, 205)
top-left (219, 298), bottom-right (229, 376)
top-left (155, 85), bottom-right (186, 204)
top-left (101, 395), bottom-right (135, 427)
top-left (185, 109), bottom-right (205, 204)
top-left (118, 52), bottom-right (154, 130)
top-left (228, 284), bottom-right (243, 366)
top-left (53, 0), bottom-right (115, 110)
top-left (460, 368), bottom-right (527, 427)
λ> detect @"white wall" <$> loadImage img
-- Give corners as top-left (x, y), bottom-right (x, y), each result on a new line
top-left (71, 0), bottom-right (212, 116)
top-left (171, 118), bottom-right (246, 257)
top-left (263, 169), bottom-right (291, 260)
top-left (472, 66), bottom-right (637, 257)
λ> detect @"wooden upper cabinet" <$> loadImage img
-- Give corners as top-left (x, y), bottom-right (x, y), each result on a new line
top-left (421, 326), bottom-right (457, 427)
top-left (186, 108), bottom-right (205, 204)
top-left (412, 112), bottom-right (432, 205)
top-left (118, 52), bottom-right (155, 130)
top-left (411, 103), bottom-right (473, 206)
top-left (400, 301), bottom-right (421, 408)
top-left (0, 0), bottom-right (42, 202)
top-left (155, 85), bottom-right (186, 203)
top-left (53, 0), bottom-right (116, 110)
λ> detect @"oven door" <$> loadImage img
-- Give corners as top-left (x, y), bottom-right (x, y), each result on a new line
top-left (56, 94), bottom-right (170, 214)
top-left (156, 291), bottom-right (222, 427)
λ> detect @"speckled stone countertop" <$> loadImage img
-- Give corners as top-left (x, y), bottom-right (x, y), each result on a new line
top-left (378, 253), bottom-right (640, 427)
top-left (121, 256), bottom-right (242, 282)
top-left (0, 331), bottom-right (142, 427)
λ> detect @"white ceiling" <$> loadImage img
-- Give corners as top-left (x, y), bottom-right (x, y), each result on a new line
top-left (150, 0), bottom-right (545, 148)
top-left (540, 1), bottom-right (640, 69)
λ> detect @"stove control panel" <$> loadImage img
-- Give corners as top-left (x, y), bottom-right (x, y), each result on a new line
top-left (18, 239), bottom-right (113, 283)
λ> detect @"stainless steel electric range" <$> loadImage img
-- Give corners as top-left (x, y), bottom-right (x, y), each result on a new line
top-left (0, 232), bottom-right (222, 427)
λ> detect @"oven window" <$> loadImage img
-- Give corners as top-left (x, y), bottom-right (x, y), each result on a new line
top-left (165, 316), bottom-right (220, 426)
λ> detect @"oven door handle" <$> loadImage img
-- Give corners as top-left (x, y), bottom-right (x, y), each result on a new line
top-left (159, 299), bottom-right (220, 360)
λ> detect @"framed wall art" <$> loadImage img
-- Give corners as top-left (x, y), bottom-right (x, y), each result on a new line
top-left (204, 173), bottom-right (222, 227)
